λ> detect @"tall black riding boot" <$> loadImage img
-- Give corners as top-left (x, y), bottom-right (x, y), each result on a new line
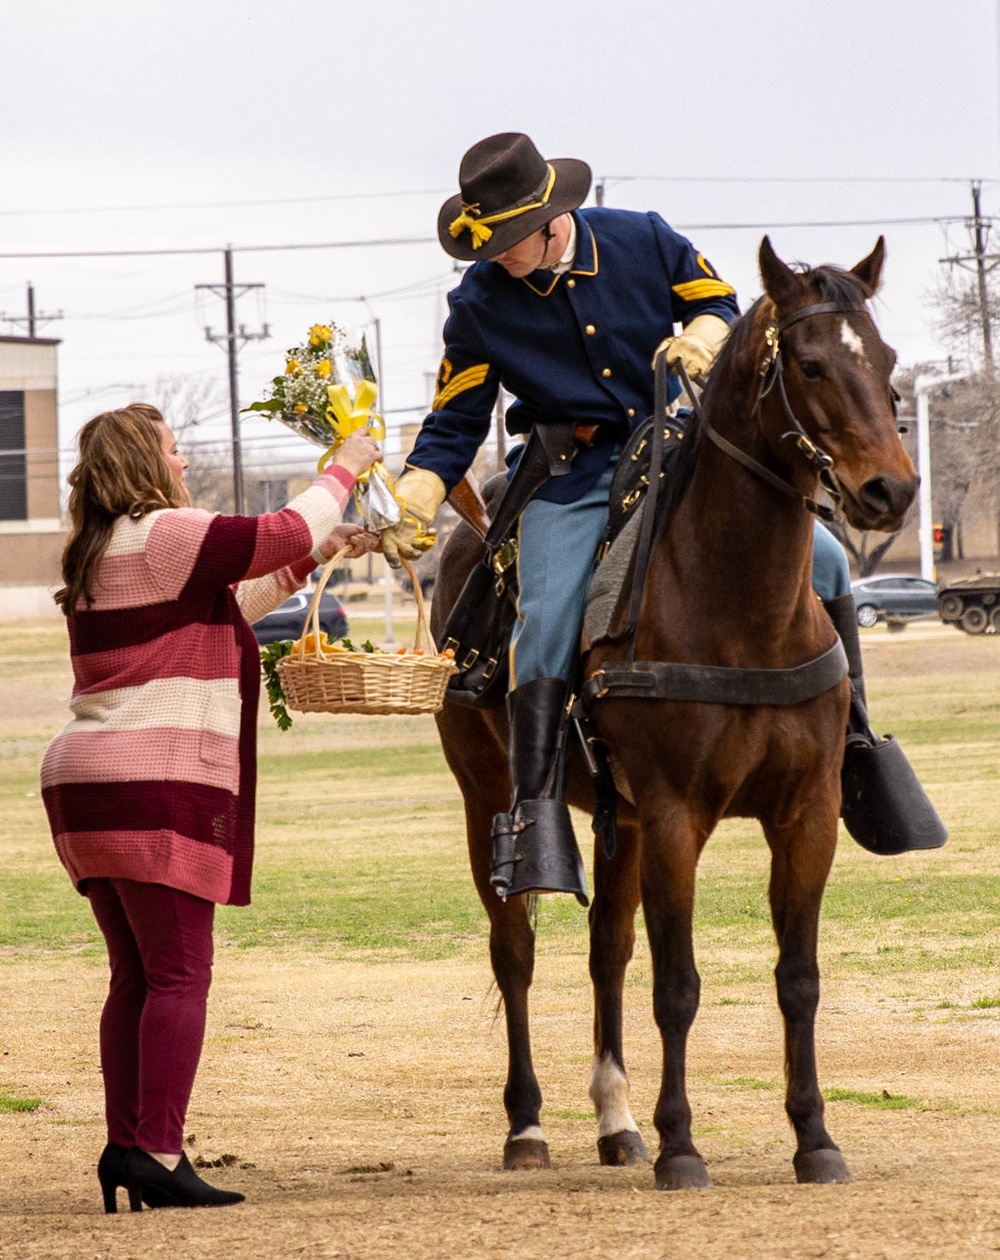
top-left (490, 677), bottom-right (589, 905)
top-left (824, 593), bottom-right (947, 856)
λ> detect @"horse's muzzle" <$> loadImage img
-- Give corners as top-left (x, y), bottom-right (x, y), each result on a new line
top-left (842, 473), bottom-right (919, 533)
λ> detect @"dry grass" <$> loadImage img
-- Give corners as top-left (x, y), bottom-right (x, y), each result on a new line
top-left (4, 618), bottom-right (1000, 1257)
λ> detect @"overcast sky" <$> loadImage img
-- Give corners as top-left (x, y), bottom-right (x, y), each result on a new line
top-left (3, 0), bottom-right (999, 480)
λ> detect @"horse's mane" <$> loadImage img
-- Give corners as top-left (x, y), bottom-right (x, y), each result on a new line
top-left (655, 262), bottom-right (871, 529)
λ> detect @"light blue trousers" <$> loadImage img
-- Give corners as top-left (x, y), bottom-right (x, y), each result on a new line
top-left (509, 471), bottom-right (850, 688)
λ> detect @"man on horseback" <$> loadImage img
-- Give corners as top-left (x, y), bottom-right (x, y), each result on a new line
top-left (379, 132), bottom-right (910, 903)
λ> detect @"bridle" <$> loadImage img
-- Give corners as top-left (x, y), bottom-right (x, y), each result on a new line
top-left (682, 300), bottom-right (898, 525)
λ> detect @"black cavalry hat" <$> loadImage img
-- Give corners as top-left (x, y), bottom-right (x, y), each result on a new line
top-left (437, 133), bottom-right (592, 262)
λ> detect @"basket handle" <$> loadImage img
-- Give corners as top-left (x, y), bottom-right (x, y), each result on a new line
top-left (296, 546), bottom-right (352, 662)
top-left (401, 556), bottom-right (437, 654)
top-left (294, 548), bottom-right (437, 658)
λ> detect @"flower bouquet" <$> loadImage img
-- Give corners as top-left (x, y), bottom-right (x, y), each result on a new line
top-left (243, 322), bottom-right (400, 529)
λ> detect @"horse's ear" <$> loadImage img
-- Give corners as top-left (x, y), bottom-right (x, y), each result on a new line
top-left (758, 235), bottom-right (800, 306)
top-left (850, 236), bottom-right (886, 297)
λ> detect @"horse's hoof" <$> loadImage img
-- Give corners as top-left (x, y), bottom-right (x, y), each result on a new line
top-left (598, 1131), bottom-right (651, 1166)
top-left (503, 1138), bottom-right (551, 1171)
top-left (654, 1153), bottom-right (713, 1190)
top-left (793, 1148), bottom-right (854, 1184)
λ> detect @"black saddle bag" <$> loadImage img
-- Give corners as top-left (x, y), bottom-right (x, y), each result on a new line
top-left (603, 412), bottom-right (687, 549)
top-left (439, 422), bottom-right (588, 710)
top-left (440, 554), bottom-right (517, 709)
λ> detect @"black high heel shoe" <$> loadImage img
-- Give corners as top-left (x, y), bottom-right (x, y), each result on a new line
top-left (97, 1143), bottom-right (143, 1214)
top-left (123, 1147), bottom-right (245, 1208)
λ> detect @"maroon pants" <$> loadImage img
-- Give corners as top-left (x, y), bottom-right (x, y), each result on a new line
top-left (86, 878), bottom-right (215, 1154)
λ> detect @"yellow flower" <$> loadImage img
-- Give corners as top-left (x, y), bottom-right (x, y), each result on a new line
top-left (285, 358), bottom-right (300, 375)
top-left (316, 359), bottom-right (332, 378)
top-left (309, 324), bottom-right (332, 347)
top-left (293, 403), bottom-right (308, 413)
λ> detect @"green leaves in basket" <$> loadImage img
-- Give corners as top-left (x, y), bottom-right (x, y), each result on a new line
top-left (339, 638), bottom-right (377, 653)
top-left (260, 639), bottom-right (295, 730)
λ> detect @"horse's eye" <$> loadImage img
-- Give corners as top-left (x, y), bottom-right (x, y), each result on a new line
top-left (799, 360), bottom-right (824, 381)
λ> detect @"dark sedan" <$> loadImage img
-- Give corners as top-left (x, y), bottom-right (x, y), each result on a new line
top-left (252, 587), bottom-right (349, 646)
top-left (849, 574), bottom-right (939, 628)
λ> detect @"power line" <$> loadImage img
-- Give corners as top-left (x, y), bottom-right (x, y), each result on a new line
top-left (0, 188), bottom-right (453, 218)
top-left (0, 214), bottom-right (977, 265)
top-left (1, 175), bottom-right (991, 221)
top-left (0, 236), bottom-right (438, 261)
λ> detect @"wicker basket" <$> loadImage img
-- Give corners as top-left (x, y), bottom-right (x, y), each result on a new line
top-left (276, 548), bottom-right (457, 716)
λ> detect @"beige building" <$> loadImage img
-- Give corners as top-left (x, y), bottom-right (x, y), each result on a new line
top-left (0, 335), bottom-right (66, 618)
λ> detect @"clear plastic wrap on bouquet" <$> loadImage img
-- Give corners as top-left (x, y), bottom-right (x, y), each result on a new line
top-left (243, 322), bottom-right (401, 528)
top-left (358, 464), bottom-right (401, 530)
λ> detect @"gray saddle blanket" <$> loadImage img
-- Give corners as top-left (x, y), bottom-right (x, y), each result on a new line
top-left (584, 509), bottom-right (643, 645)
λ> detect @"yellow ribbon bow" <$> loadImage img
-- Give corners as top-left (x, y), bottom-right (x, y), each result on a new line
top-left (317, 379), bottom-right (386, 475)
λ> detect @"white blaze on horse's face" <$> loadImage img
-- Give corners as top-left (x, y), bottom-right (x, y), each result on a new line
top-left (840, 319), bottom-right (869, 364)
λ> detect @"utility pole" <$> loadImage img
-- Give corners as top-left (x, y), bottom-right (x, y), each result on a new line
top-left (196, 247), bottom-right (269, 513)
top-left (940, 181), bottom-right (998, 371)
top-left (0, 283), bottom-right (63, 337)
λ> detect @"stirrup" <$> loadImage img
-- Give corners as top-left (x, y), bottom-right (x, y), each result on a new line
top-left (842, 732), bottom-right (948, 856)
top-left (490, 800), bottom-right (588, 906)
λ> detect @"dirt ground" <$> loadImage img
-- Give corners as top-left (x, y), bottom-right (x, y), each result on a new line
top-left (5, 623), bottom-right (1000, 1258)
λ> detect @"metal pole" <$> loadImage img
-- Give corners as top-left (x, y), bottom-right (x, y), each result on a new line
top-left (224, 248), bottom-right (245, 513)
top-left (915, 382), bottom-right (933, 581)
top-left (27, 284), bottom-right (35, 338)
top-left (372, 315), bottom-right (396, 646)
top-left (914, 371), bottom-right (969, 581)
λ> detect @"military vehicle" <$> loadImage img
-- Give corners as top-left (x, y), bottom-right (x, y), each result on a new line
top-left (936, 574), bottom-right (1000, 634)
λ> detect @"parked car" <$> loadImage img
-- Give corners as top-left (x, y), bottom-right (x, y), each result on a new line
top-left (252, 586), bottom-right (348, 646)
top-left (849, 574), bottom-right (939, 628)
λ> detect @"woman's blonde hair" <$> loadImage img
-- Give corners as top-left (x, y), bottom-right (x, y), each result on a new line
top-left (55, 403), bottom-right (190, 611)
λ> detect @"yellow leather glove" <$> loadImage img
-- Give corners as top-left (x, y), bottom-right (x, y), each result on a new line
top-left (381, 468), bottom-right (446, 568)
top-left (652, 313), bottom-right (731, 378)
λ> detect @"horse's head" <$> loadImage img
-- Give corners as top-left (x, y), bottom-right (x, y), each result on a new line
top-left (754, 236), bottom-right (918, 533)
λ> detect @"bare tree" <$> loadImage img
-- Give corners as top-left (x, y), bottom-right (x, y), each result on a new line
top-left (151, 376), bottom-right (235, 511)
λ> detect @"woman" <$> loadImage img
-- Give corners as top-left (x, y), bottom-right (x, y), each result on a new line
top-left (40, 404), bottom-right (381, 1213)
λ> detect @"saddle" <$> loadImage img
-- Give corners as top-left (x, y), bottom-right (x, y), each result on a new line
top-left (440, 415), bottom-right (683, 709)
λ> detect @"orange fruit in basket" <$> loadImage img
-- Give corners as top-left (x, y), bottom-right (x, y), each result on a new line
top-left (440, 647), bottom-right (456, 659)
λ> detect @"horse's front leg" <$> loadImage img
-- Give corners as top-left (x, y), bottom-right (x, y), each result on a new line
top-left (588, 816), bottom-right (650, 1166)
top-left (436, 703), bottom-right (549, 1170)
top-left (765, 804), bottom-right (853, 1185)
top-left (640, 803), bottom-right (713, 1190)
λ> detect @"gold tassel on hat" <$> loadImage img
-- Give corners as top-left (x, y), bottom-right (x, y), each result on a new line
top-left (449, 205), bottom-right (494, 250)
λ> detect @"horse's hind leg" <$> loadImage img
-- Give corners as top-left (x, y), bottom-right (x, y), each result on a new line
top-left (436, 702), bottom-right (550, 1170)
top-left (588, 817), bottom-right (650, 1166)
top-left (765, 813), bottom-right (853, 1185)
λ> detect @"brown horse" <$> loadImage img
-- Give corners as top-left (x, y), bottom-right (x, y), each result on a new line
top-left (430, 237), bottom-right (918, 1189)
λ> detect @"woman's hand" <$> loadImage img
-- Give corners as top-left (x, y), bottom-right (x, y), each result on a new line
top-left (315, 522), bottom-right (381, 561)
top-left (329, 429), bottom-right (381, 479)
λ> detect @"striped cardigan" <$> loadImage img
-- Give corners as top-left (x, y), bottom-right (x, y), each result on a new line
top-left (41, 465), bottom-right (356, 906)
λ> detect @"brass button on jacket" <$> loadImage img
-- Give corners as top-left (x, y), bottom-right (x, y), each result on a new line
top-left (585, 324), bottom-right (596, 335)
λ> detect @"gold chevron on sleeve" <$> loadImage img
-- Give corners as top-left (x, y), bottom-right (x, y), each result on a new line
top-left (671, 278), bottom-right (736, 302)
top-left (432, 362), bottom-right (491, 409)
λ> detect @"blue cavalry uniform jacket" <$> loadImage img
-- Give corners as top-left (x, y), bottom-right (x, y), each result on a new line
top-left (407, 206), bottom-right (740, 503)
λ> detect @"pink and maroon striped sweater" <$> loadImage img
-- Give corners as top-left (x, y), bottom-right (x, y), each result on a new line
top-left (41, 465), bottom-right (356, 906)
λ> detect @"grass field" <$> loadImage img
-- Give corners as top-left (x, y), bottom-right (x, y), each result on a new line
top-left (4, 615), bottom-right (1000, 1257)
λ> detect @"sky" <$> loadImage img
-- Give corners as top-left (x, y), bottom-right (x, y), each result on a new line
top-left (3, 0), bottom-right (999, 488)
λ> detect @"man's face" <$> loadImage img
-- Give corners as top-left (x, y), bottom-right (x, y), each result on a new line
top-left (491, 227), bottom-right (551, 279)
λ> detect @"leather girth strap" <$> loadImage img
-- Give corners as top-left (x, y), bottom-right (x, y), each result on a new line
top-left (580, 638), bottom-right (848, 710)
